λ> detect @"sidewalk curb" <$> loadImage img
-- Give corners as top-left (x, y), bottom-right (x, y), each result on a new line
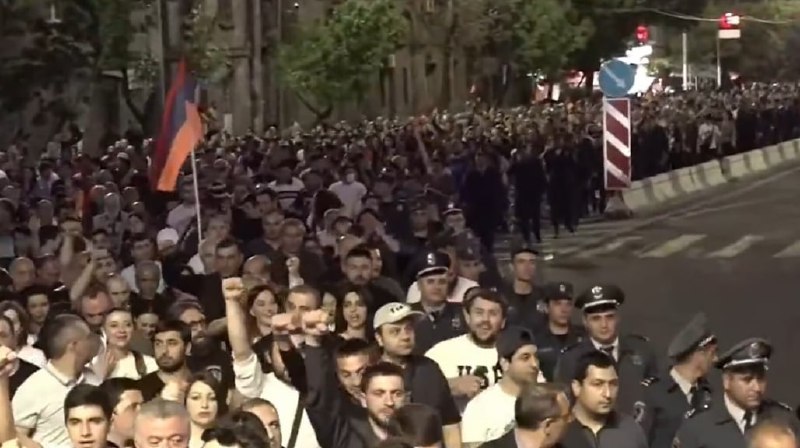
top-left (548, 161), bottom-right (800, 257)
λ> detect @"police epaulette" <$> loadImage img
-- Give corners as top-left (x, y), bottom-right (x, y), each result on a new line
top-left (767, 400), bottom-right (794, 412)
top-left (560, 342), bottom-right (580, 354)
top-left (684, 406), bottom-right (709, 419)
top-left (641, 376), bottom-right (658, 387)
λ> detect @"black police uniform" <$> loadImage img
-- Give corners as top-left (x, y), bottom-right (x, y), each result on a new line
top-left (673, 338), bottom-right (800, 448)
top-left (637, 313), bottom-right (716, 448)
top-left (408, 250), bottom-right (466, 355)
top-left (503, 243), bottom-right (547, 334)
top-left (554, 284), bottom-right (657, 414)
top-left (533, 281), bottom-right (585, 382)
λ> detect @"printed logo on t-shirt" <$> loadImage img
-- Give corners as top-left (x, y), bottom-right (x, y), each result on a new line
top-left (457, 363), bottom-right (503, 389)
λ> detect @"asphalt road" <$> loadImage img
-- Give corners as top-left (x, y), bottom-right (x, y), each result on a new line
top-left (536, 165), bottom-right (800, 402)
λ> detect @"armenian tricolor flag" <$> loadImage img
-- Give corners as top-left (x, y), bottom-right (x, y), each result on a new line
top-left (150, 60), bottom-right (204, 192)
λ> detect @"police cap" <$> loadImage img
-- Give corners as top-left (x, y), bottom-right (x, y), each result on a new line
top-left (543, 281), bottom-right (574, 302)
top-left (416, 250), bottom-right (451, 279)
top-left (455, 241), bottom-right (481, 262)
top-left (510, 240), bottom-right (539, 258)
top-left (667, 313), bottom-right (717, 359)
top-left (575, 284), bottom-right (625, 313)
top-left (715, 338), bottom-right (772, 370)
top-left (442, 202), bottom-right (463, 217)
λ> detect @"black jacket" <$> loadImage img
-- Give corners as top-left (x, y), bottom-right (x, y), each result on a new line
top-left (303, 345), bottom-right (380, 448)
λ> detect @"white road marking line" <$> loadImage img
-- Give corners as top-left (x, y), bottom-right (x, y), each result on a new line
top-left (705, 235), bottom-right (765, 258)
top-left (576, 236), bottom-right (643, 258)
top-left (638, 234), bottom-right (707, 258)
top-left (774, 240), bottom-right (800, 258)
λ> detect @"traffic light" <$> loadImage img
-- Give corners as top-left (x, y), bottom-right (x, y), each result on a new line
top-left (719, 12), bottom-right (740, 29)
top-left (635, 25), bottom-right (649, 44)
top-left (719, 13), bottom-right (741, 39)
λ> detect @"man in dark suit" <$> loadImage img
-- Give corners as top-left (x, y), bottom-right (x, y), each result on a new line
top-left (480, 383), bottom-right (570, 448)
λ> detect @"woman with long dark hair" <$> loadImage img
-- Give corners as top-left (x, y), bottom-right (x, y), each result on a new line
top-left (333, 284), bottom-right (374, 343)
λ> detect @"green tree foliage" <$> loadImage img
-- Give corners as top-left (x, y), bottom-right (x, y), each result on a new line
top-left (0, 0), bottom-right (229, 132)
top-left (278, 0), bottom-right (406, 121)
top-left (494, 0), bottom-right (591, 76)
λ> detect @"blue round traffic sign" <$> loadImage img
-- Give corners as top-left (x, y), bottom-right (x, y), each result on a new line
top-left (598, 59), bottom-right (636, 98)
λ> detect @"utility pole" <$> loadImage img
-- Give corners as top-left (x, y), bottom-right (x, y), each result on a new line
top-left (276, 0), bottom-right (285, 128)
top-left (682, 31), bottom-right (688, 91)
top-left (253, 0), bottom-right (264, 134)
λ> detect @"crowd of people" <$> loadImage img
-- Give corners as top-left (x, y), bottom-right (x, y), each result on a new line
top-left (0, 83), bottom-right (797, 448)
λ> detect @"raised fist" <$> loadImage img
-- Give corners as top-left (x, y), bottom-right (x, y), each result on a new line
top-left (221, 277), bottom-right (245, 302)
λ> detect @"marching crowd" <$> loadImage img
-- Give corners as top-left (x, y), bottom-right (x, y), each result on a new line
top-left (0, 83), bottom-right (797, 448)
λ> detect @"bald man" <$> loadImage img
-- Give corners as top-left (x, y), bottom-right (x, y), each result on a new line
top-left (747, 421), bottom-right (798, 448)
top-left (242, 255), bottom-right (271, 292)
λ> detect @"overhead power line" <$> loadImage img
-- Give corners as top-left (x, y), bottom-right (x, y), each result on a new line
top-left (597, 7), bottom-right (796, 25)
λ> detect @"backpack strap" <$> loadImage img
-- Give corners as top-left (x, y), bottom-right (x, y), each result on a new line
top-left (286, 394), bottom-right (305, 448)
top-left (132, 351), bottom-right (147, 379)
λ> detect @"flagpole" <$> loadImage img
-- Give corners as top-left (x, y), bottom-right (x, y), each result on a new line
top-left (192, 84), bottom-right (203, 247)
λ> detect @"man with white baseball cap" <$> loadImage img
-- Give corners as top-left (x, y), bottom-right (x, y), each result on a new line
top-left (372, 302), bottom-right (462, 448)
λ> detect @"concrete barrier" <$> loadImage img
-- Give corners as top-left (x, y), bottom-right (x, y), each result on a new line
top-left (780, 141), bottom-right (798, 161)
top-left (763, 145), bottom-right (784, 166)
top-left (620, 138), bottom-right (800, 212)
top-left (746, 149), bottom-right (769, 172)
top-left (723, 153), bottom-right (750, 179)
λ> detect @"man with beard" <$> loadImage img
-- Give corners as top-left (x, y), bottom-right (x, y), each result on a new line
top-left (424, 288), bottom-right (508, 410)
top-left (462, 326), bottom-right (545, 445)
top-left (302, 307), bottom-right (408, 448)
top-left (373, 302), bottom-right (462, 448)
top-left (223, 277), bottom-right (321, 448)
top-left (137, 320), bottom-right (193, 401)
top-left (173, 302), bottom-right (235, 405)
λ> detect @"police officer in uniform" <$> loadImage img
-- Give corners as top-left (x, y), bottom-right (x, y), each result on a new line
top-left (637, 313), bottom-right (717, 448)
top-left (534, 281), bottom-right (585, 382)
top-left (409, 250), bottom-right (467, 354)
top-left (503, 242), bottom-right (546, 334)
top-left (554, 284), bottom-right (657, 414)
top-left (673, 338), bottom-right (800, 448)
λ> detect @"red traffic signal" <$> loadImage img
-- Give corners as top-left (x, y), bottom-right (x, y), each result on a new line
top-left (635, 25), bottom-right (649, 43)
top-left (719, 12), bottom-right (741, 29)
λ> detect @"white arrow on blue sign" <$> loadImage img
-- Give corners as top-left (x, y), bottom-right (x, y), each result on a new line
top-left (598, 59), bottom-right (636, 98)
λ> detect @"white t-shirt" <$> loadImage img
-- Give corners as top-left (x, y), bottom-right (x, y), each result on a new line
top-left (328, 181), bottom-right (367, 218)
top-left (269, 178), bottom-right (305, 210)
top-left (461, 383), bottom-right (517, 443)
top-left (167, 204), bottom-right (196, 236)
top-left (425, 334), bottom-right (505, 411)
top-left (232, 354), bottom-right (320, 448)
top-left (12, 363), bottom-right (102, 448)
top-left (188, 253), bottom-right (205, 274)
top-left (17, 345), bottom-right (45, 368)
top-left (406, 276), bottom-right (479, 304)
top-left (107, 352), bottom-right (158, 380)
top-left (425, 334), bottom-right (546, 411)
